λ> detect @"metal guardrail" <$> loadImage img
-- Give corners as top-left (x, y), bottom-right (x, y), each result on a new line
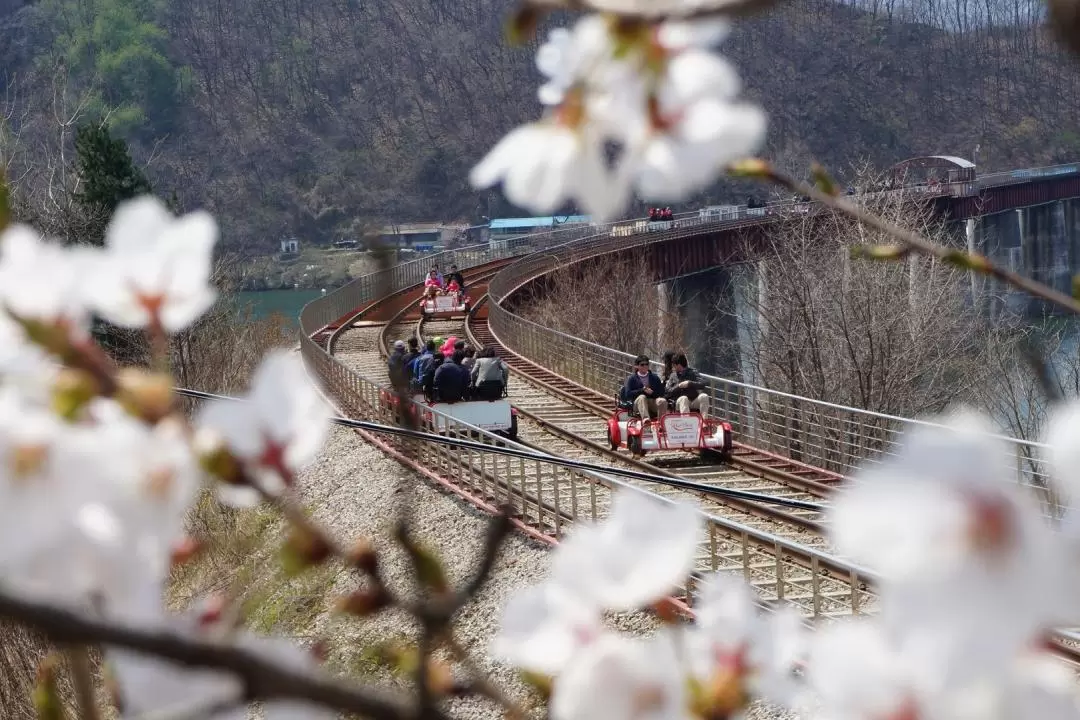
top-left (485, 212), bottom-right (1056, 501)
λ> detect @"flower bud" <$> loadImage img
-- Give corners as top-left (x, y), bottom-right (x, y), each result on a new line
top-left (32, 654), bottom-right (66, 720)
top-left (811, 162), bottom-right (839, 196)
top-left (335, 587), bottom-right (391, 617)
top-left (346, 537), bottom-right (379, 575)
top-left (194, 428), bottom-right (244, 484)
top-left (1048, 0), bottom-right (1080, 58)
top-left (50, 368), bottom-right (100, 421)
top-left (170, 536), bottom-right (203, 568)
top-left (726, 158), bottom-right (773, 179)
top-left (506, 5), bottom-right (541, 45)
top-left (115, 368), bottom-right (174, 422)
top-left (16, 315), bottom-right (71, 357)
top-left (699, 664), bottom-right (750, 719)
top-left (850, 244), bottom-right (907, 261)
top-left (943, 249), bottom-right (991, 272)
top-left (281, 525), bottom-right (334, 576)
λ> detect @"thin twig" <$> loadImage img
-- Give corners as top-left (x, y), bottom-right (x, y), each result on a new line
top-left (445, 633), bottom-right (529, 720)
top-left (0, 591), bottom-right (419, 720)
top-left (764, 168), bottom-right (1080, 316)
top-left (435, 506), bottom-right (515, 619)
top-left (67, 645), bottom-right (101, 720)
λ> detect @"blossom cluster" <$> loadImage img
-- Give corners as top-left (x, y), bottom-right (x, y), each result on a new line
top-left (0, 196), bottom-right (333, 718)
top-left (469, 13), bottom-right (765, 221)
top-left (493, 409), bottom-right (1080, 720)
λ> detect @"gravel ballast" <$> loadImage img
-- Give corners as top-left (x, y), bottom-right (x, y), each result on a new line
top-left (285, 423), bottom-right (794, 720)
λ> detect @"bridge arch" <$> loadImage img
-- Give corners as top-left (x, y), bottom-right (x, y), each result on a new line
top-left (889, 155), bottom-right (976, 184)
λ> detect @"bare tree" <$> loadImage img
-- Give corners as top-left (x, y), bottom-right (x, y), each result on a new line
top-left (717, 168), bottom-right (1018, 421)
top-left (522, 249), bottom-right (686, 361)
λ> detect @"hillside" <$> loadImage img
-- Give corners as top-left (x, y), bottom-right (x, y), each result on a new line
top-left (1, 0), bottom-right (1078, 252)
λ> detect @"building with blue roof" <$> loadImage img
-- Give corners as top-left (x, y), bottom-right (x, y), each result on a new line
top-left (488, 215), bottom-right (592, 237)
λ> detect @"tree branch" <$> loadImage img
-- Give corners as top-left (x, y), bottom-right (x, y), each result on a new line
top-left (0, 592), bottom-right (417, 720)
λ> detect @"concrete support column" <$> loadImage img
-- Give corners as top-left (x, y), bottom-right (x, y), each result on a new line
top-left (656, 280), bottom-right (674, 356)
top-left (965, 217), bottom-right (979, 306)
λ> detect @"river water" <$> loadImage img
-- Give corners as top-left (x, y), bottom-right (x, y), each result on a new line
top-left (235, 289), bottom-right (325, 326)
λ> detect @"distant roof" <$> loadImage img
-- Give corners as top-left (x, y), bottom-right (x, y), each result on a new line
top-left (891, 155), bottom-right (976, 172)
top-left (489, 215), bottom-right (592, 230)
top-left (378, 222), bottom-right (448, 235)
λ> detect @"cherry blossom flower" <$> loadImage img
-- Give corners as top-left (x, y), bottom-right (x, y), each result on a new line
top-left (830, 409), bottom-right (1072, 687)
top-left (828, 410), bottom-right (1035, 583)
top-left (468, 117), bottom-right (625, 221)
top-left (1042, 399), bottom-right (1080, 513)
top-left (0, 224), bottom-right (97, 336)
top-left (491, 580), bottom-right (604, 675)
top-left (195, 350), bottom-right (330, 506)
top-left (0, 398), bottom-right (201, 618)
top-left (550, 487), bottom-right (701, 611)
top-left (684, 573), bottom-right (807, 712)
top-left (88, 195), bottom-right (218, 333)
top-left (801, 619), bottom-right (942, 720)
top-left (550, 631), bottom-right (691, 720)
top-left (473, 9), bottom-right (764, 219)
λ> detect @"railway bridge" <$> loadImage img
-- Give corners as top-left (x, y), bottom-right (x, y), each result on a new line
top-left (298, 159), bottom-right (1080, 661)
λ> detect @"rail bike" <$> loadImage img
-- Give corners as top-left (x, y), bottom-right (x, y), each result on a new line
top-left (419, 290), bottom-right (470, 317)
top-left (606, 398), bottom-right (733, 459)
top-left (379, 388), bottom-right (519, 441)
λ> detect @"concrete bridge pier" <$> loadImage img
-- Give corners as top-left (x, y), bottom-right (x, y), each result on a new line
top-left (660, 264), bottom-right (762, 381)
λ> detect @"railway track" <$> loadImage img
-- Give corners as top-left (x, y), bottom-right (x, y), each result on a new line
top-left (330, 271), bottom-right (870, 619)
top-left (459, 295), bottom-right (831, 546)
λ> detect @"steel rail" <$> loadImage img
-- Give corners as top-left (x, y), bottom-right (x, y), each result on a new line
top-left (462, 295), bottom-right (829, 532)
top-left (172, 387), bottom-right (824, 511)
top-left (393, 284), bottom-right (829, 525)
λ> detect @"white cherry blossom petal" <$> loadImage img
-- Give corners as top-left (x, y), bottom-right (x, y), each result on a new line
top-left (551, 631), bottom-right (691, 720)
top-left (90, 196), bottom-right (219, 333)
top-left (491, 582), bottom-right (603, 675)
top-left (551, 488), bottom-right (701, 611)
top-left (0, 224), bottom-right (95, 333)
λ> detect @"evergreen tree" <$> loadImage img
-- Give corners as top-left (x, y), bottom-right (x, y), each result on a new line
top-left (73, 124), bottom-right (152, 364)
top-left (74, 123), bottom-right (151, 236)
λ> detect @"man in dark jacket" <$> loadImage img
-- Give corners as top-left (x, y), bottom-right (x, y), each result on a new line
top-left (388, 340), bottom-right (409, 391)
top-left (622, 354), bottom-right (667, 421)
top-left (664, 352), bottom-right (709, 417)
top-left (433, 351), bottom-right (470, 402)
top-left (422, 352), bottom-right (444, 400)
top-left (401, 337), bottom-right (420, 377)
top-left (411, 340), bottom-right (436, 390)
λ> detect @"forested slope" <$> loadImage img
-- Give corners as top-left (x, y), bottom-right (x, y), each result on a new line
top-left (0, 0), bottom-right (1077, 252)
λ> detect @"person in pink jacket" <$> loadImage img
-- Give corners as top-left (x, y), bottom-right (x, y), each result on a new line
top-left (423, 269), bottom-right (442, 300)
top-left (440, 336), bottom-right (457, 357)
